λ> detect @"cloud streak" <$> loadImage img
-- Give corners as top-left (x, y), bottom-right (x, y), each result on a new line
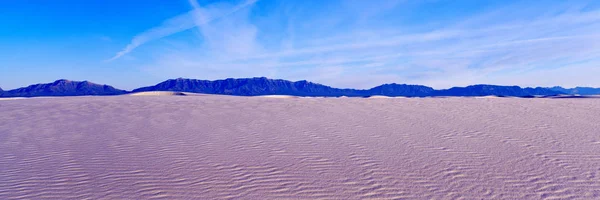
top-left (107, 0), bottom-right (258, 61)
top-left (135, 0), bottom-right (600, 89)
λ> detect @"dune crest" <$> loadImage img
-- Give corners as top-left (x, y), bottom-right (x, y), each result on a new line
top-left (0, 97), bottom-right (27, 101)
top-left (129, 91), bottom-right (188, 96)
top-left (256, 95), bottom-right (299, 98)
top-left (367, 95), bottom-right (392, 98)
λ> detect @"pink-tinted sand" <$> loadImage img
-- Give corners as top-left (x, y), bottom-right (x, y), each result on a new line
top-left (1, 96), bottom-right (600, 199)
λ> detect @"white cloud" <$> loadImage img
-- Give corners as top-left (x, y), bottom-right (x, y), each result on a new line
top-left (136, 0), bottom-right (600, 88)
top-left (107, 0), bottom-right (259, 61)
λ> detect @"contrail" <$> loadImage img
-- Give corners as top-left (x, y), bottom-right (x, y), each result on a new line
top-left (107, 0), bottom-right (259, 61)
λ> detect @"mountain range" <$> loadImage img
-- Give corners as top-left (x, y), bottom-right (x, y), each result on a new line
top-left (1, 77), bottom-right (598, 98)
top-left (0, 79), bottom-right (127, 97)
top-left (548, 86), bottom-right (600, 95)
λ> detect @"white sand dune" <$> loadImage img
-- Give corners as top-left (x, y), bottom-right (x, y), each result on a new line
top-left (549, 95), bottom-right (600, 99)
top-left (0, 97), bottom-right (28, 101)
top-left (368, 95), bottom-right (393, 98)
top-left (474, 95), bottom-right (502, 98)
top-left (1, 96), bottom-right (600, 199)
top-left (129, 91), bottom-right (192, 96)
top-left (256, 95), bottom-right (299, 98)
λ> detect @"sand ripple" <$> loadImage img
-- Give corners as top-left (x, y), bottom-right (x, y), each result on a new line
top-left (1, 96), bottom-right (600, 199)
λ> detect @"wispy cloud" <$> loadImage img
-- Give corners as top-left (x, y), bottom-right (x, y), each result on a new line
top-left (107, 0), bottom-right (258, 61)
top-left (134, 0), bottom-right (600, 88)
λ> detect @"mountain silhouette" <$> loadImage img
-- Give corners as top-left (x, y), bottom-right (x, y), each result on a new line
top-left (132, 77), bottom-right (364, 96)
top-left (133, 78), bottom-right (569, 97)
top-left (133, 77), bottom-right (441, 97)
top-left (367, 83), bottom-right (435, 97)
top-left (548, 86), bottom-right (600, 95)
top-left (4, 77), bottom-right (600, 98)
top-left (1, 79), bottom-right (127, 97)
top-left (434, 85), bottom-right (564, 97)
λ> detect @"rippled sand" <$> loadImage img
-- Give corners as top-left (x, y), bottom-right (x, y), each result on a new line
top-left (1, 96), bottom-right (600, 199)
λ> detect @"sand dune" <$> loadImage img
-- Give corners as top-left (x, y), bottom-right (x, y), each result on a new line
top-left (474, 95), bottom-right (502, 98)
top-left (128, 91), bottom-right (203, 96)
top-left (1, 96), bottom-right (600, 199)
top-left (367, 95), bottom-right (393, 98)
top-left (548, 95), bottom-right (600, 99)
top-left (0, 97), bottom-right (27, 101)
top-left (256, 95), bottom-right (299, 98)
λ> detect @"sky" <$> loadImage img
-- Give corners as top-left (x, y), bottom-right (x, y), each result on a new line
top-left (1, 0), bottom-right (600, 90)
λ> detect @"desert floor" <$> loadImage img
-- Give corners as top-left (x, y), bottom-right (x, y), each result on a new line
top-left (1, 96), bottom-right (599, 199)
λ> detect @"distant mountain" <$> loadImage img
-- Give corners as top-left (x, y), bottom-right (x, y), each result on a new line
top-left (433, 85), bottom-right (564, 97)
top-left (548, 86), bottom-right (600, 95)
top-left (133, 77), bottom-right (365, 97)
top-left (367, 83), bottom-right (435, 97)
top-left (132, 77), bottom-right (442, 97)
top-left (0, 77), bottom-right (582, 98)
top-left (1, 79), bottom-right (127, 97)
top-left (132, 78), bottom-right (567, 97)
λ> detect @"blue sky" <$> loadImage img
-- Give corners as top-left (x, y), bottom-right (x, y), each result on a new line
top-left (1, 0), bottom-right (600, 90)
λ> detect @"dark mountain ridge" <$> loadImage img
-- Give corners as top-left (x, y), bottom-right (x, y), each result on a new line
top-left (0, 79), bottom-right (127, 97)
top-left (133, 77), bottom-right (366, 97)
top-left (434, 85), bottom-right (564, 97)
top-left (367, 83), bottom-right (435, 97)
top-left (3, 77), bottom-right (600, 98)
top-left (133, 77), bottom-right (436, 97)
top-left (135, 78), bottom-right (571, 97)
top-left (548, 86), bottom-right (600, 95)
